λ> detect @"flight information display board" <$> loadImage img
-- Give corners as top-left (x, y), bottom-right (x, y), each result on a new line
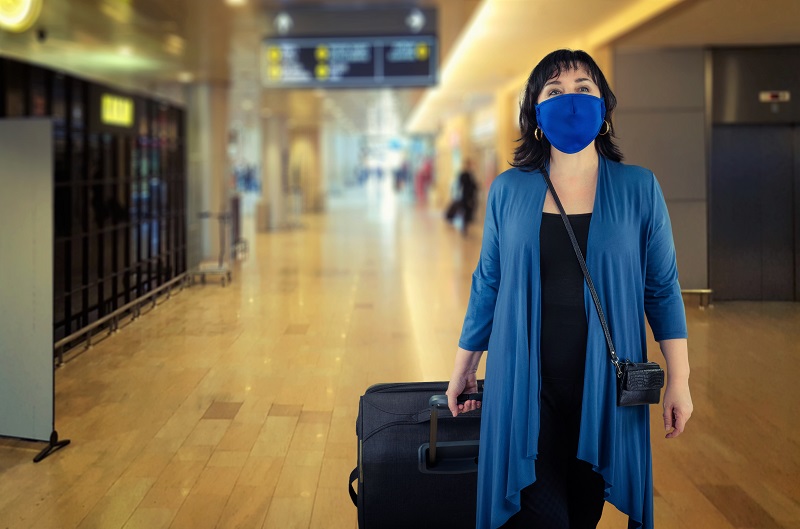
top-left (261, 36), bottom-right (437, 88)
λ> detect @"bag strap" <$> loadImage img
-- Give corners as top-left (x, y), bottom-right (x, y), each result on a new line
top-left (540, 168), bottom-right (623, 377)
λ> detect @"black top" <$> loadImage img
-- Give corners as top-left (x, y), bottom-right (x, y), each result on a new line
top-left (539, 212), bottom-right (592, 380)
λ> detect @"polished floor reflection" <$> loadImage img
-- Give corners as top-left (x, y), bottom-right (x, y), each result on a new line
top-left (0, 186), bottom-right (798, 529)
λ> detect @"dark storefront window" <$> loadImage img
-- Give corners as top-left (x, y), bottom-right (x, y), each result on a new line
top-left (0, 58), bottom-right (187, 344)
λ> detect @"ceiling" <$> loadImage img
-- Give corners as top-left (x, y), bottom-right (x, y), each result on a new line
top-left (613, 0), bottom-right (800, 48)
top-left (408, 0), bottom-right (800, 133)
top-left (406, 0), bottom-right (689, 132)
top-left (0, 0), bottom-right (232, 86)
top-left (0, 0), bottom-right (437, 82)
top-left (0, 0), bottom-right (471, 134)
top-left (2, 0), bottom-right (800, 135)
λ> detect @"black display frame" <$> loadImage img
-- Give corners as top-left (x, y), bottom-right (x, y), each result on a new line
top-left (261, 34), bottom-right (439, 89)
top-left (0, 57), bottom-right (187, 345)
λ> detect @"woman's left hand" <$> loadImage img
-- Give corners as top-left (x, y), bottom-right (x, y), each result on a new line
top-left (662, 381), bottom-right (693, 439)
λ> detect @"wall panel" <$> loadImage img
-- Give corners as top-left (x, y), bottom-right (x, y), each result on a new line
top-left (0, 119), bottom-right (53, 441)
top-left (613, 47), bottom-right (708, 289)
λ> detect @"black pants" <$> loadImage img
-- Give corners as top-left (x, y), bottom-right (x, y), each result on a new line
top-left (502, 377), bottom-right (606, 529)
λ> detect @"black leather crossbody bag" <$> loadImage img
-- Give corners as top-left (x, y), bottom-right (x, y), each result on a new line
top-left (541, 169), bottom-right (665, 406)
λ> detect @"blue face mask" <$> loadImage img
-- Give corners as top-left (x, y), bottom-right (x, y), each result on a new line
top-left (534, 93), bottom-right (606, 154)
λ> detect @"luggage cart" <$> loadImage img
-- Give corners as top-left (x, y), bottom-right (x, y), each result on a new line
top-left (230, 194), bottom-right (249, 260)
top-left (192, 211), bottom-right (233, 287)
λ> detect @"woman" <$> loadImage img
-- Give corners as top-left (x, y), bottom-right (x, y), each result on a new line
top-left (445, 49), bottom-right (693, 529)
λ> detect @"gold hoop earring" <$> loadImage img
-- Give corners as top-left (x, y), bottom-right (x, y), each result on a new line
top-left (599, 120), bottom-right (611, 136)
top-left (534, 127), bottom-right (542, 141)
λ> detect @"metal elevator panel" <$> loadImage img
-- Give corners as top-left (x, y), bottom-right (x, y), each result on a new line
top-left (710, 125), bottom-right (795, 300)
top-left (713, 46), bottom-right (800, 125)
top-left (795, 127), bottom-right (800, 301)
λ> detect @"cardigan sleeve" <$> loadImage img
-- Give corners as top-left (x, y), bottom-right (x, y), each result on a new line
top-left (458, 181), bottom-right (501, 351)
top-left (644, 175), bottom-right (688, 341)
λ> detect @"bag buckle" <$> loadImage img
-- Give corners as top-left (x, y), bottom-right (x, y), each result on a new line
top-left (612, 359), bottom-right (624, 378)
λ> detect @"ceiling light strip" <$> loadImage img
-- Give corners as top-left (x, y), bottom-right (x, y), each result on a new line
top-left (406, 0), bottom-right (491, 133)
top-left (583, 0), bottom-right (688, 49)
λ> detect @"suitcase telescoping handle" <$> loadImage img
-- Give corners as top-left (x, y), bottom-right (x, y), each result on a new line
top-left (427, 393), bottom-right (482, 467)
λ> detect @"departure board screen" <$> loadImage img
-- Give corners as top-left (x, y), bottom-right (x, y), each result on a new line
top-left (261, 36), bottom-right (438, 88)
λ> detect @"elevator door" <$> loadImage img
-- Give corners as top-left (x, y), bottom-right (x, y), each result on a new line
top-left (710, 125), bottom-right (797, 301)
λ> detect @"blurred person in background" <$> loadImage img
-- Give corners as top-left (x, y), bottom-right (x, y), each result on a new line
top-left (445, 158), bottom-right (479, 235)
top-left (414, 156), bottom-right (434, 205)
top-left (394, 159), bottom-right (410, 192)
top-left (446, 49), bottom-right (693, 529)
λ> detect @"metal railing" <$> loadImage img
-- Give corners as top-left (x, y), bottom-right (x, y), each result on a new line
top-left (53, 273), bottom-right (189, 366)
top-left (51, 276), bottom-right (710, 365)
top-left (681, 288), bottom-right (713, 309)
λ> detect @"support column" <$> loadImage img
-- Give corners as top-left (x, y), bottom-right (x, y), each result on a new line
top-left (289, 126), bottom-right (324, 213)
top-left (260, 115), bottom-right (290, 230)
top-left (185, 83), bottom-right (230, 270)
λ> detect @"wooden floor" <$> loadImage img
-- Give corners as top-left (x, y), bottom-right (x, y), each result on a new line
top-left (1, 186), bottom-right (799, 529)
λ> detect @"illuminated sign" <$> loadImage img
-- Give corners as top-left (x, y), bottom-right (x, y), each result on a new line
top-left (262, 36), bottom-right (437, 88)
top-left (758, 90), bottom-right (791, 103)
top-left (101, 94), bottom-right (134, 128)
top-left (0, 0), bottom-right (43, 32)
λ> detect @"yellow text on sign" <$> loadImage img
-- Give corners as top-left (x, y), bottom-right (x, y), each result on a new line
top-left (102, 94), bottom-right (134, 128)
top-left (415, 43), bottom-right (429, 61)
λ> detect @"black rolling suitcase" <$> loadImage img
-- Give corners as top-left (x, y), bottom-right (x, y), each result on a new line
top-left (348, 381), bottom-right (482, 528)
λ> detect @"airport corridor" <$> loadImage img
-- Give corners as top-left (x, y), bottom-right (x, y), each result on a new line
top-left (0, 189), bottom-right (799, 529)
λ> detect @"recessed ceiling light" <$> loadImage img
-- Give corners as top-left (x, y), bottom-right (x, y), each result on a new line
top-left (225, 0), bottom-right (246, 6)
top-left (274, 12), bottom-right (293, 34)
top-left (0, 0), bottom-right (43, 32)
top-left (178, 71), bottom-right (194, 83)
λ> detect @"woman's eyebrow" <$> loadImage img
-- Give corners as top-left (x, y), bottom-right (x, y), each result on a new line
top-left (575, 77), bottom-right (595, 84)
top-left (544, 80), bottom-right (562, 87)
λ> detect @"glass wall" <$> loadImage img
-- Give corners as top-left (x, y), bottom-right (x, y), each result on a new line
top-left (0, 58), bottom-right (187, 344)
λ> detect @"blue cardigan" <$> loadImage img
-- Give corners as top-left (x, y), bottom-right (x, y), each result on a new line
top-left (459, 158), bottom-right (687, 529)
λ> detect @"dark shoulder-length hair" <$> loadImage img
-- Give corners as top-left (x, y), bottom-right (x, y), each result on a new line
top-left (512, 49), bottom-right (623, 171)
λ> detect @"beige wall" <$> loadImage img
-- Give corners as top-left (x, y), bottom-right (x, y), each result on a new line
top-left (612, 48), bottom-right (708, 289)
top-left (495, 80), bottom-right (524, 176)
top-left (592, 46), bottom-right (615, 87)
top-left (289, 128), bottom-right (323, 213)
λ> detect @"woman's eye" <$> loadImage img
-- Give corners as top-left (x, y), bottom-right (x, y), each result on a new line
top-left (548, 89), bottom-right (561, 96)
top-left (578, 86), bottom-right (590, 92)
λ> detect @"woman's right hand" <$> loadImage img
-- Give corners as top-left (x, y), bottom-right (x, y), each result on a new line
top-left (446, 347), bottom-right (484, 417)
top-left (446, 370), bottom-right (481, 417)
